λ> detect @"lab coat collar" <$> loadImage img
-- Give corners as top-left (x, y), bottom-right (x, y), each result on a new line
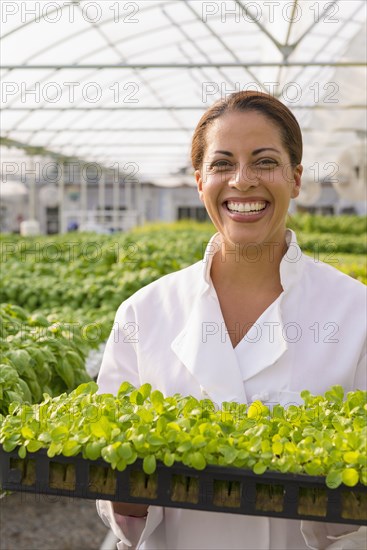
top-left (200, 229), bottom-right (304, 294)
top-left (279, 229), bottom-right (305, 293)
top-left (171, 229), bottom-right (304, 403)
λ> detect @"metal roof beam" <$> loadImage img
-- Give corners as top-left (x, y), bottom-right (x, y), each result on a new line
top-left (3, 62), bottom-right (364, 68)
top-left (292, 1), bottom-right (340, 50)
top-left (161, 7), bottom-right (237, 95)
top-left (0, 137), bottom-right (128, 173)
top-left (68, 3), bottom-right (190, 147)
top-left (0, 136), bottom-right (80, 161)
top-left (234, 0), bottom-right (282, 52)
top-left (282, 5), bottom-right (366, 105)
top-left (184, 2), bottom-right (263, 89)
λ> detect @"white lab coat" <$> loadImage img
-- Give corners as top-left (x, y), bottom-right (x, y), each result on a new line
top-left (96, 230), bottom-right (367, 550)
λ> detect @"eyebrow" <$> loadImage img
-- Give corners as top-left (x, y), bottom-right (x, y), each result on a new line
top-left (213, 150), bottom-right (233, 156)
top-left (212, 147), bottom-right (280, 157)
top-left (253, 147), bottom-right (281, 155)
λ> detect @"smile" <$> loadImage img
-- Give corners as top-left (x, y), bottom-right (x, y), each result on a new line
top-left (225, 201), bottom-right (268, 215)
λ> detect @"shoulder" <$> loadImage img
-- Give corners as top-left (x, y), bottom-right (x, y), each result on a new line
top-left (301, 252), bottom-right (366, 295)
top-left (299, 253), bottom-right (366, 317)
top-left (115, 260), bottom-right (204, 316)
top-left (287, 228), bottom-right (365, 298)
top-left (137, 260), bottom-right (203, 297)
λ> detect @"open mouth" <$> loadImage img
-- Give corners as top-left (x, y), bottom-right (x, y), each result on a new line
top-left (225, 200), bottom-right (268, 215)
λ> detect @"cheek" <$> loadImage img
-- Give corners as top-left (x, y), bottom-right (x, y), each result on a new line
top-left (203, 173), bottom-right (227, 190)
top-left (199, 180), bottom-right (220, 208)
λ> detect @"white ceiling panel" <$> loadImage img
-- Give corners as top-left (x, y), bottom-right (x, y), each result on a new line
top-left (1, 0), bottom-right (366, 183)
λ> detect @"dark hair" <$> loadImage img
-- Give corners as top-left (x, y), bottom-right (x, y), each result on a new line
top-left (191, 90), bottom-right (303, 170)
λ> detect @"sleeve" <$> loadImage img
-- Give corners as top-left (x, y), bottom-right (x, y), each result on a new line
top-left (96, 500), bottom-right (147, 550)
top-left (353, 337), bottom-right (367, 390)
top-left (96, 301), bottom-right (142, 394)
top-left (95, 302), bottom-right (158, 549)
top-left (301, 523), bottom-right (367, 550)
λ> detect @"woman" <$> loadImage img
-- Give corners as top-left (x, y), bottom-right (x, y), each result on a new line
top-left (96, 91), bottom-right (366, 549)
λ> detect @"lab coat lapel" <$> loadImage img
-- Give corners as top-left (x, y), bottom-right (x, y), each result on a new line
top-left (235, 299), bottom-right (288, 381)
top-left (171, 289), bottom-right (247, 406)
top-left (170, 229), bottom-right (303, 404)
top-left (236, 230), bottom-right (304, 381)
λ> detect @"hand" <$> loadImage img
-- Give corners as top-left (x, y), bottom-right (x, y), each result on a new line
top-left (113, 501), bottom-right (149, 518)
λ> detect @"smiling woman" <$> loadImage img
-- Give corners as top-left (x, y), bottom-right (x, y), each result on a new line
top-left (193, 95), bottom-right (303, 348)
top-left (96, 91), bottom-right (366, 549)
top-left (195, 110), bottom-right (301, 248)
top-left (193, 92), bottom-right (302, 240)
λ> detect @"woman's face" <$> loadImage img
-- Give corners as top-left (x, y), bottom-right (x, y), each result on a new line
top-left (195, 110), bottom-right (302, 250)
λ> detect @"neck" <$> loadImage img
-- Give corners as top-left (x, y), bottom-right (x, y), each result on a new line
top-left (210, 233), bottom-right (288, 291)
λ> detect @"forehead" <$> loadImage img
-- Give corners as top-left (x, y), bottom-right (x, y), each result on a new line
top-left (205, 110), bottom-right (283, 149)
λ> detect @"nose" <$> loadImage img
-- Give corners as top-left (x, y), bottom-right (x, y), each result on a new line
top-left (228, 163), bottom-right (259, 190)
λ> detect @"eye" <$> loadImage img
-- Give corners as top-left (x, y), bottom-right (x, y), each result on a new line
top-left (255, 158), bottom-right (278, 168)
top-left (209, 160), bottom-right (234, 171)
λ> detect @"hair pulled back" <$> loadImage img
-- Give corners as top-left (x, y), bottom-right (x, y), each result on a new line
top-left (191, 91), bottom-right (303, 170)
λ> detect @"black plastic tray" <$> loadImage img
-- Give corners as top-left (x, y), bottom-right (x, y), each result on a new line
top-left (1, 447), bottom-right (366, 525)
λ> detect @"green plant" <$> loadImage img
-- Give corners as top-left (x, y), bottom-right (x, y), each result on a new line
top-left (1, 383), bottom-right (365, 489)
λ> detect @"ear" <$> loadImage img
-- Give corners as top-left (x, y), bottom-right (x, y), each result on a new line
top-left (291, 164), bottom-right (303, 199)
top-left (195, 170), bottom-right (204, 203)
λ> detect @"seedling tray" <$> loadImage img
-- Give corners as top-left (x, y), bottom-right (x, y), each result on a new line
top-left (1, 447), bottom-right (366, 525)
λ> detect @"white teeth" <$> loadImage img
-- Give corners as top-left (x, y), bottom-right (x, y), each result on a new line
top-left (226, 201), bottom-right (267, 213)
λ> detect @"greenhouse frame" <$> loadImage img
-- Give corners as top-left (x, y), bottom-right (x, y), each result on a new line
top-left (1, 3), bottom-right (367, 549)
top-left (1, 0), bottom-right (366, 233)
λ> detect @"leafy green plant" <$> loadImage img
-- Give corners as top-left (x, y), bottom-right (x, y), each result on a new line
top-left (1, 220), bottom-right (365, 316)
top-left (0, 219), bottom-right (365, 414)
top-left (287, 213), bottom-right (367, 236)
top-left (0, 304), bottom-right (91, 414)
top-left (0, 383), bottom-right (366, 490)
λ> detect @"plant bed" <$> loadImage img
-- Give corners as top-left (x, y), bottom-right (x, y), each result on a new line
top-left (1, 382), bottom-right (366, 524)
top-left (1, 447), bottom-right (366, 525)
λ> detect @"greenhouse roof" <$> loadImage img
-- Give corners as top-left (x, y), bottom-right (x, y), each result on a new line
top-left (1, 0), bottom-right (366, 184)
